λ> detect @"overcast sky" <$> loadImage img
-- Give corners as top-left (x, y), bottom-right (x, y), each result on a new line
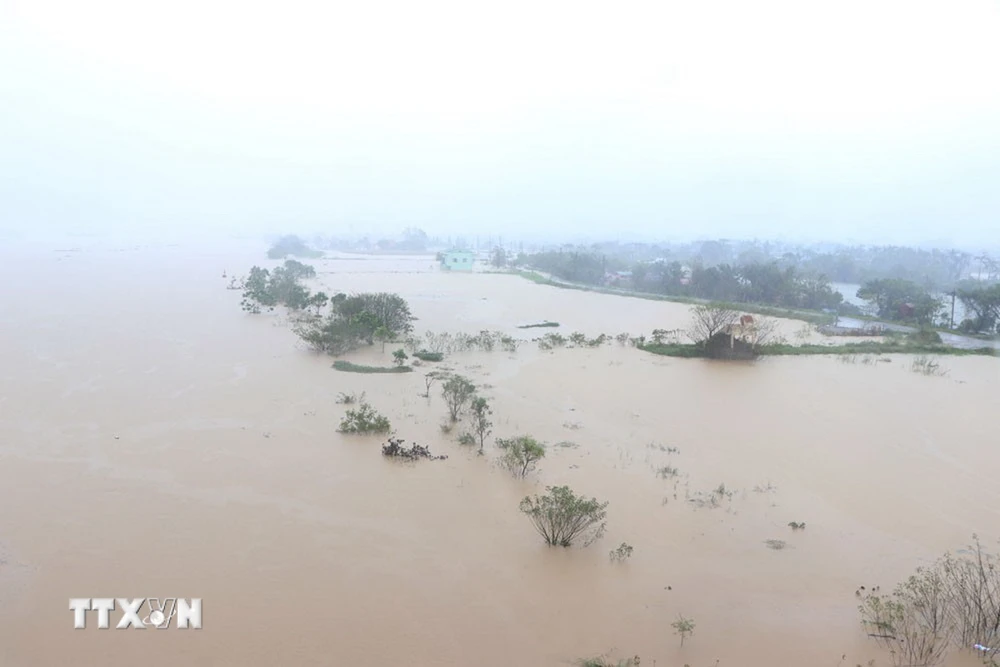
top-left (1, 0), bottom-right (998, 247)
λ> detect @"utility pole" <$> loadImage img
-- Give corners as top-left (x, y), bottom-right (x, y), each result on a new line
top-left (950, 291), bottom-right (956, 329)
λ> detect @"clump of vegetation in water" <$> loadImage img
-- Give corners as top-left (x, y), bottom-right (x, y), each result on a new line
top-left (332, 360), bottom-right (411, 374)
top-left (381, 437), bottom-right (447, 461)
top-left (441, 374), bottom-right (476, 421)
top-left (335, 391), bottom-right (364, 404)
top-left (413, 350), bottom-right (444, 362)
top-left (392, 348), bottom-right (409, 367)
top-left (338, 402), bottom-right (392, 434)
top-left (241, 260), bottom-right (325, 314)
top-left (496, 435), bottom-right (546, 478)
top-left (910, 355), bottom-right (949, 377)
top-left (765, 539), bottom-right (788, 550)
top-left (407, 330), bottom-right (523, 355)
top-left (657, 465), bottom-right (680, 479)
top-left (788, 521), bottom-right (806, 531)
top-left (518, 321), bottom-right (560, 329)
top-left (609, 542), bottom-right (634, 562)
top-left (457, 432), bottom-right (476, 446)
top-left (519, 485), bottom-right (607, 547)
top-left (537, 332), bottom-right (568, 350)
top-left (859, 535), bottom-right (1000, 667)
top-left (293, 292), bottom-right (414, 355)
top-left (671, 615), bottom-right (696, 646)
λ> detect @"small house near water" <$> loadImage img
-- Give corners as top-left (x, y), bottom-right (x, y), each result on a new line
top-left (439, 249), bottom-right (475, 271)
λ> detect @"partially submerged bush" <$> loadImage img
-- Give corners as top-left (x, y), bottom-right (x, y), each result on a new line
top-left (519, 486), bottom-right (608, 547)
top-left (911, 355), bottom-right (948, 377)
top-left (497, 435), bottom-right (545, 478)
top-left (609, 542), bottom-right (634, 562)
top-left (335, 391), bottom-right (364, 404)
top-left (381, 437), bottom-right (447, 461)
top-left (338, 402), bottom-right (392, 434)
top-left (518, 321), bottom-right (560, 329)
top-left (413, 350), bottom-right (444, 362)
top-left (860, 536), bottom-right (1000, 667)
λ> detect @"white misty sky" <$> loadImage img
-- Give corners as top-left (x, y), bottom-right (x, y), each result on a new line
top-left (1, 0), bottom-right (998, 246)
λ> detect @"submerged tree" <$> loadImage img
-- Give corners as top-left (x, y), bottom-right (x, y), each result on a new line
top-left (441, 375), bottom-right (476, 422)
top-left (497, 435), bottom-right (545, 478)
top-left (519, 486), bottom-right (607, 547)
top-left (469, 397), bottom-right (493, 453)
top-left (687, 304), bottom-right (740, 346)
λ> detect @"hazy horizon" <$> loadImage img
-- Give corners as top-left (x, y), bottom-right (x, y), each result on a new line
top-left (2, 0), bottom-right (998, 248)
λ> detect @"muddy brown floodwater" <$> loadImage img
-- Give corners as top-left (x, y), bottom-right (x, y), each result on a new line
top-left (1, 240), bottom-right (998, 667)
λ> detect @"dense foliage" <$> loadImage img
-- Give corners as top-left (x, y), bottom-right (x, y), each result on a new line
top-left (293, 292), bottom-right (415, 355)
top-left (856, 278), bottom-right (942, 325)
top-left (956, 283), bottom-right (1000, 333)
top-left (241, 260), bottom-right (326, 314)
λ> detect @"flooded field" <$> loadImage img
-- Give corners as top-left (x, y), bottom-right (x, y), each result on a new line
top-left (1, 241), bottom-right (998, 666)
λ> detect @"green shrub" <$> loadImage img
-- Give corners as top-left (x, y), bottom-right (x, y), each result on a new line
top-left (497, 435), bottom-right (545, 478)
top-left (519, 486), bottom-right (607, 547)
top-left (338, 402), bottom-right (392, 434)
top-left (413, 350), bottom-right (444, 362)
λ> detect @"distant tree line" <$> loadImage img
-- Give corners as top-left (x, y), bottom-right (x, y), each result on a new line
top-left (525, 252), bottom-right (846, 312)
top-left (523, 241), bottom-right (985, 291)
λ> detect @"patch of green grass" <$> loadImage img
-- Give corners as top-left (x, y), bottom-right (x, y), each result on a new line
top-left (517, 321), bottom-right (560, 328)
top-left (413, 350), bottom-right (444, 362)
top-left (332, 360), bottom-right (413, 373)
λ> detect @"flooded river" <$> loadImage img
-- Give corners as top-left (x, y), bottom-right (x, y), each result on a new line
top-left (1, 240), bottom-right (998, 666)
